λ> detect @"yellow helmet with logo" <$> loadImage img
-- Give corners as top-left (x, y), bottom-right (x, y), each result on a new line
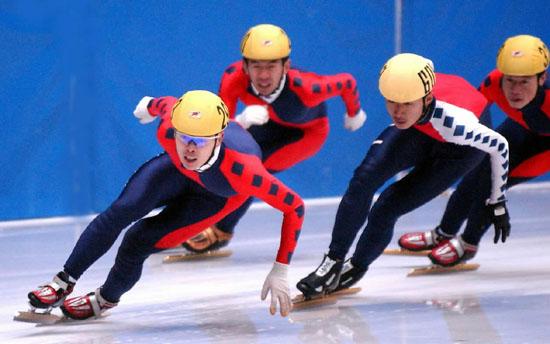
top-left (379, 53), bottom-right (436, 103)
top-left (497, 35), bottom-right (549, 76)
top-left (171, 90), bottom-right (229, 137)
top-left (240, 24), bottom-right (291, 60)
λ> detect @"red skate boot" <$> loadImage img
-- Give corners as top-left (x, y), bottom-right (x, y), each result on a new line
top-left (429, 236), bottom-right (478, 267)
top-left (28, 271), bottom-right (75, 309)
top-left (398, 227), bottom-right (451, 251)
top-left (61, 288), bottom-right (118, 320)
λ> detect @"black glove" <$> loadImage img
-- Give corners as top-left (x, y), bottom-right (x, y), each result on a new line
top-left (486, 201), bottom-right (511, 243)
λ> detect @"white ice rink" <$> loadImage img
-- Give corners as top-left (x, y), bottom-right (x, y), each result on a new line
top-left (1, 184), bottom-right (549, 343)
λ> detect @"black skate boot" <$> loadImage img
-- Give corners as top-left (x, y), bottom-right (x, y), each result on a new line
top-left (296, 254), bottom-right (343, 298)
top-left (28, 271), bottom-right (75, 309)
top-left (332, 259), bottom-right (367, 293)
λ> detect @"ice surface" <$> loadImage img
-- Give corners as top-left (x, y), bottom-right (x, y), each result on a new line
top-left (1, 185), bottom-right (549, 343)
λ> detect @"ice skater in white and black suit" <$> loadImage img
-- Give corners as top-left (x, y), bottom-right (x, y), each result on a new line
top-left (297, 53), bottom-right (510, 298)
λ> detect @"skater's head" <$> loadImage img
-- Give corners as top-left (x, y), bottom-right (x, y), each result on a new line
top-left (379, 53), bottom-right (435, 129)
top-left (497, 34), bottom-right (549, 109)
top-left (171, 90), bottom-right (229, 171)
top-left (240, 24), bottom-right (291, 97)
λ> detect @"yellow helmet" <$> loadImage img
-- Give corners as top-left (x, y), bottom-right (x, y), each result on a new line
top-left (497, 35), bottom-right (549, 76)
top-left (379, 53), bottom-right (436, 103)
top-left (240, 24), bottom-right (291, 60)
top-left (171, 90), bottom-right (229, 137)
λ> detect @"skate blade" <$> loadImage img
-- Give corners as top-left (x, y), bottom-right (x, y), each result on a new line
top-left (163, 249), bottom-right (232, 263)
top-left (383, 248), bottom-right (430, 256)
top-left (13, 310), bottom-right (64, 325)
top-left (291, 287), bottom-right (362, 311)
top-left (407, 263), bottom-right (480, 276)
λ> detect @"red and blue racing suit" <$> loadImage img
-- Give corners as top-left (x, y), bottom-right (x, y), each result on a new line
top-left (216, 60), bottom-right (361, 233)
top-left (62, 97), bottom-right (304, 303)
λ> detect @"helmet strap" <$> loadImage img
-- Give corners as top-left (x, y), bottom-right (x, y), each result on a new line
top-left (195, 138), bottom-right (222, 173)
top-left (417, 95), bottom-right (436, 124)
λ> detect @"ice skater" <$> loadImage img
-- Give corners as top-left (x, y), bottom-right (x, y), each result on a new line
top-left (181, 23), bottom-right (367, 254)
top-left (24, 90), bottom-right (304, 320)
top-left (399, 34), bottom-right (549, 265)
top-left (297, 53), bottom-right (509, 298)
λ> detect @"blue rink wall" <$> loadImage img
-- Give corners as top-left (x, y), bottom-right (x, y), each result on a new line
top-left (1, 1), bottom-right (549, 220)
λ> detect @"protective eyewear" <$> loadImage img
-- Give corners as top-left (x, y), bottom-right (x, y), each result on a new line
top-left (175, 131), bottom-right (220, 147)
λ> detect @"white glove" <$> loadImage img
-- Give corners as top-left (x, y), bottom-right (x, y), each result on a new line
top-left (344, 108), bottom-right (367, 131)
top-left (235, 105), bottom-right (269, 129)
top-left (133, 96), bottom-right (156, 124)
top-left (261, 262), bottom-right (291, 317)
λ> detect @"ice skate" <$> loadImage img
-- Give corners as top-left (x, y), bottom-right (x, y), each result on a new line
top-left (407, 263), bottom-right (480, 276)
top-left (296, 254), bottom-right (343, 300)
top-left (292, 259), bottom-right (365, 311)
top-left (13, 306), bottom-right (66, 325)
top-left (164, 226), bottom-right (233, 263)
top-left (331, 259), bottom-right (367, 293)
top-left (292, 287), bottom-right (362, 310)
top-left (15, 271), bottom-right (76, 324)
top-left (397, 227), bottom-right (451, 252)
top-left (163, 249), bottom-right (233, 263)
top-left (27, 271), bottom-right (75, 309)
top-left (60, 288), bottom-right (117, 320)
top-left (181, 225), bottom-right (233, 253)
top-left (383, 247), bottom-right (431, 256)
top-left (429, 236), bottom-right (477, 267)
top-left (408, 236), bottom-right (479, 276)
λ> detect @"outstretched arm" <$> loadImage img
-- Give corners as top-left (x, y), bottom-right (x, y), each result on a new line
top-left (289, 70), bottom-right (366, 131)
top-left (227, 155), bottom-right (304, 316)
top-left (133, 96), bottom-right (178, 123)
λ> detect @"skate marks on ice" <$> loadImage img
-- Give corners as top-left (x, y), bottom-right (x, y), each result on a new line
top-left (291, 287), bottom-right (362, 311)
top-left (162, 249), bottom-right (232, 263)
